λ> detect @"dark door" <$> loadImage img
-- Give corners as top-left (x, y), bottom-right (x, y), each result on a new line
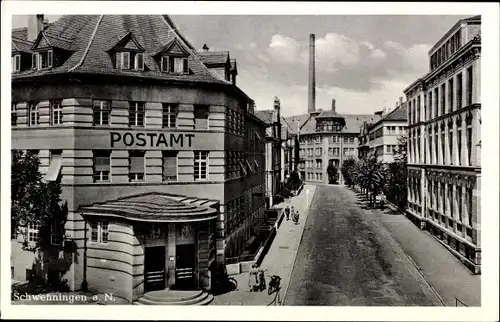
top-left (144, 246), bottom-right (166, 292)
top-left (175, 244), bottom-right (196, 289)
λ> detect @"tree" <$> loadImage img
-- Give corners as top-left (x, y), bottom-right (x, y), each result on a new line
top-left (326, 161), bottom-right (339, 184)
top-left (355, 151), bottom-right (387, 207)
top-left (341, 157), bottom-right (357, 187)
top-left (387, 135), bottom-right (408, 209)
top-left (11, 150), bottom-right (70, 289)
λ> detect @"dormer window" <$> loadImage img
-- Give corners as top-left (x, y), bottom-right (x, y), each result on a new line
top-left (156, 38), bottom-right (190, 75)
top-left (32, 50), bottom-right (53, 70)
top-left (108, 32), bottom-right (146, 72)
top-left (119, 51), bottom-right (144, 71)
top-left (160, 55), bottom-right (188, 74)
top-left (12, 55), bottom-right (21, 72)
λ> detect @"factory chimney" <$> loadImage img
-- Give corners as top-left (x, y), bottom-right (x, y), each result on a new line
top-left (308, 34), bottom-right (316, 114)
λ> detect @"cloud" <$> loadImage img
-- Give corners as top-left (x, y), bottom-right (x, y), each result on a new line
top-left (369, 49), bottom-right (387, 59)
top-left (267, 34), bottom-right (301, 63)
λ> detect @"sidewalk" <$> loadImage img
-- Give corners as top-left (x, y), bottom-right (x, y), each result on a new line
top-left (212, 185), bottom-right (317, 306)
top-left (370, 202), bottom-right (481, 307)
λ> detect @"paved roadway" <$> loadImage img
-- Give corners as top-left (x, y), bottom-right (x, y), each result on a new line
top-left (284, 185), bottom-right (443, 306)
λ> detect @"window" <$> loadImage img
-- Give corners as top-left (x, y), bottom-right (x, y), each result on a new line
top-left (448, 78), bottom-right (454, 112)
top-left (35, 50), bottom-right (53, 69)
top-left (90, 221), bottom-right (109, 243)
top-left (134, 53), bottom-right (144, 71)
top-left (12, 54), bottom-right (21, 72)
top-left (93, 100), bottom-right (111, 125)
top-left (457, 122), bottom-right (462, 166)
top-left (161, 56), bottom-right (189, 74)
top-left (129, 102), bottom-right (145, 127)
top-left (456, 73), bottom-right (463, 110)
top-left (162, 151), bottom-right (177, 181)
top-left (449, 125), bottom-right (454, 165)
top-left (194, 105), bottom-right (209, 129)
top-left (129, 151), bottom-right (145, 181)
top-left (50, 100), bottom-right (63, 125)
top-left (194, 151), bottom-right (208, 180)
top-left (45, 150), bottom-right (62, 182)
top-left (27, 223), bottom-right (40, 243)
top-left (50, 222), bottom-right (63, 246)
top-left (457, 186), bottom-right (462, 222)
top-left (467, 119), bottom-right (472, 166)
top-left (468, 188), bottom-right (473, 227)
top-left (28, 102), bottom-right (40, 126)
top-left (119, 52), bottom-right (143, 70)
top-left (93, 150), bottom-right (110, 182)
top-left (32, 53), bottom-right (38, 69)
top-left (162, 103), bottom-right (177, 128)
top-left (316, 148), bottom-right (322, 156)
top-left (466, 66), bottom-right (473, 106)
top-left (11, 103), bottom-right (17, 126)
top-left (440, 84), bottom-right (445, 116)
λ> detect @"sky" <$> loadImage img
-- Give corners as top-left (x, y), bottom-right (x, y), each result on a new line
top-left (12, 14), bottom-right (471, 117)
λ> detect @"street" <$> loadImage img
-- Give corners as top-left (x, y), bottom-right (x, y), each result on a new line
top-left (284, 185), bottom-right (443, 306)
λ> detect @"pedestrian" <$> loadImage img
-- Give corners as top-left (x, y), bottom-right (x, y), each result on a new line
top-left (248, 264), bottom-right (259, 292)
top-left (285, 203), bottom-right (291, 221)
top-left (380, 192), bottom-right (386, 210)
top-left (293, 211), bottom-right (300, 225)
top-left (290, 206), bottom-right (295, 221)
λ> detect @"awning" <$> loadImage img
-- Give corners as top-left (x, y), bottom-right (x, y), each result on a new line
top-left (44, 154), bottom-right (62, 181)
top-left (79, 192), bottom-right (219, 223)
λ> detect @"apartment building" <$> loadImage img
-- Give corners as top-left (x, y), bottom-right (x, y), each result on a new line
top-left (288, 99), bottom-right (379, 184)
top-left (11, 14), bottom-right (267, 302)
top-left (358, 99), bottom-right (408, 163)
top-left (403, 15), bottom-right (481, 273)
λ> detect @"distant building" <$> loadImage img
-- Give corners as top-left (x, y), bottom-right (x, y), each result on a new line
top-left (11, 14), bottom-right (267, 302)
top-left (255, 97), bottom-right (285, 207)
top-left (286, 99), bottom-right (380, 184)
top-left (358, 99), bottom-right (408, 163)
top-left (403, 15), bottom-right (481, 274)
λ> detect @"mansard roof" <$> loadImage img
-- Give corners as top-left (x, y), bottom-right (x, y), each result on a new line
top-left (11, 15), bottom-right (236, 86)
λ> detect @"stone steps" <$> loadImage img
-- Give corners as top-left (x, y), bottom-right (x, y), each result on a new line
top-left (133, 290), bottom-right (213, 305)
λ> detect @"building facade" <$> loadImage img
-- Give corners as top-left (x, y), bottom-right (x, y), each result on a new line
top-left (403, 15), bottom-right (481, 273)
top-left (11, 15), bottom-right (267, 302)
top-left (255, 97), bottom-right (282, 207)
top-left (288, 99), bottom-right (379, 184)
top-left (358, 100), bottom-right (408, 163)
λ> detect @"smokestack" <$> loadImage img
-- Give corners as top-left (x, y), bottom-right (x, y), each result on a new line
top-left (28, 14), bottom-right (44, 41)
top-left (331, 99), bottom-right (336, 113)
top-left (308, 34), bottom-right (316, 114)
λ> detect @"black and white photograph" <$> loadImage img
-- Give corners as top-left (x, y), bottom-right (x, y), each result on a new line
top-left (1, 2), bottom-right (498, 321)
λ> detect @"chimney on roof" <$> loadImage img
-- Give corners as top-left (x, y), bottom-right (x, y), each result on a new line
top-left (331, 99), bottom-right (336, 113)
top-left (375, 111), bottom-right (383, 117)
top-left (274, 96), bottom-right (280, 111)
top-left (28, 14), bottom-right (44, 42)
top-left (399, 96), bottom-right (403, 106)
top-left (202, 44), bottom-right (210, 51)
top-left (308, 34), bottom-right (316, 114)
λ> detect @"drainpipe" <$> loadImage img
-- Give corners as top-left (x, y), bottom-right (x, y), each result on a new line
top-left (81, 217), bottom-right (88, 291)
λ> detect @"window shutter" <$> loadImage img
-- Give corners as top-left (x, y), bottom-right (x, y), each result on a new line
top-left (48, 50), bottom-right (53, 67)
top-left (121, 52), bottom-right (130, 69)
top-left (32, 53), bottom-right (38, 69)
top-left (163, 152), bottom-right (177, 179)
top-left (136, 53), bottom-right (144, 70)
top-left (169, 56), bottom-right (175, 73)
top-left (94, 154), bottom-right (110, 171)
top-left (129, 153), bottom-right (144, 173)
top-left (183, 58), bottom-right (189, 73)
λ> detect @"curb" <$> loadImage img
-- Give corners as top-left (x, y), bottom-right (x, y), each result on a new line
top-left (280, 185), bottom-right (317, 306)
top-left (366, 201), bottom-right (446, 306)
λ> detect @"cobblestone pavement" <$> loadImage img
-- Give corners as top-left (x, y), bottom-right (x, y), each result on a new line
top-left (370, 199), bottom-right (481, 307)
top-left (212, 185), bottom-right (317, 306)
top-left (284, 185), bottom-right (443, 306)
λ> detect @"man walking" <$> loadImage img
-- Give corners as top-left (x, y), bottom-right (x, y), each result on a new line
top-left (285, 200), bottom-right (291, 221)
